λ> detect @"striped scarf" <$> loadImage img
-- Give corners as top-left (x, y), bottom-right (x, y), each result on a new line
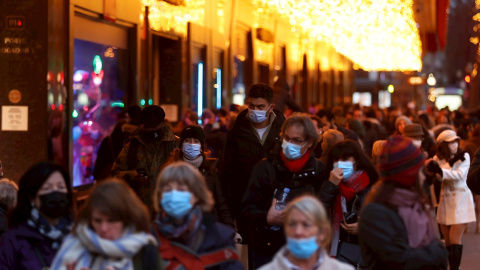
top-left (50, 222), bottom-right (157, 270)
top-left (27, 206), bottom-right (72, 249)
top-left (155, 206), bottom-right (203, 248)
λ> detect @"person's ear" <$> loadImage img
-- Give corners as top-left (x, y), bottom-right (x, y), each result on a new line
top-left (269, 104), bottom-right (275, 112)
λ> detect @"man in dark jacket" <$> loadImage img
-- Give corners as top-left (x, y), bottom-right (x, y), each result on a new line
top-left (316, 109), bottom-right (358, 142)
top-left (221, 84), bottom-right (286, 240)
top-left (468, 148), bottom-right (480, 195)
top-left (112, 105), bottom-right (177, 208)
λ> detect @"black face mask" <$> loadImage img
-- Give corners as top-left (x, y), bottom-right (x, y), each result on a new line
top-left (143, 128), bottom-right (163, 142)
top-left (39, 191), bottom-right (69, 219)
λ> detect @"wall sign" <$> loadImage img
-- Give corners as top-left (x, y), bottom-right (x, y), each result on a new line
top-left (1, 106), bottom-right (28, 131)
top-left (8, 89), bottom-right (21, 103)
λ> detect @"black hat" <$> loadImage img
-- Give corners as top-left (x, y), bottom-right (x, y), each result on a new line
top-left (140, 105), bottom-right (165, 129)
top-left (180, 125), bottom-right (205, 148)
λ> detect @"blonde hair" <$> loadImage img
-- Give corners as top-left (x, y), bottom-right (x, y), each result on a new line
top-left (154, 161), bottom-right (214, 213)
top-left (284, 195), bottom-right (331, 247)
top-left (0, 178), bottom-right (18, 209)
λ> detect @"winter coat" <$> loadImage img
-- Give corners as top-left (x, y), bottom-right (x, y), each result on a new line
top-left (221, 109), bottom-right (285, 219)
top-left (359, 203), bottom-right (448, 270)
top-left (200, 158), bottom-right (235, 228)
top-left (0, 222), bottom-right (59, 270)
top-left (0, 203), bottom-right (7, 238)
top-left (112, 125), bottom-right (176, 207)
top-left (468, 148), bottom-right (480, 195)
top-left (241, 151), bottom-right (325, 268)
top-left (152, 213), bottom-right (244, 270)
top-left (433, 153), bottom-right (476, 225)
top-left (259, 247), bottom-right (354, 270)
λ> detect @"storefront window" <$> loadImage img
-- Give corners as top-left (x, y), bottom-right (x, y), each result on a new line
top-left (72, 39), bottom-right (128, 187)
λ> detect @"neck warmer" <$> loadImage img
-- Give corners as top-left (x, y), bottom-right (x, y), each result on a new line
top-left (50, 222), bottom-right (157, 270)
top-left (183, 155), bottom-right (204, 168)
top-left (280, 149), bottom-right (311, 173)
top-left (27, 206), bottom-right (73, 249)
top-left (330, 171), bottom-right (369, 256)
top-left (155, 205), bottom-right (203, 248)
top-left (388, 188), bottom-right (437, 248)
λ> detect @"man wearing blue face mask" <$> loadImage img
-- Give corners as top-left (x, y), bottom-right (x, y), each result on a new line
top-left (221, 84), bottom-right (286, 243)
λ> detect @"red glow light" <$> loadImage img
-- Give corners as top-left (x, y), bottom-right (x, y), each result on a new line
top-left (18, 20), bottom-right (22, 26)
top-left (59, 104), bottom-right (64, 111)
top-left (83, 105), bottom-right (89, 111)
top-left (51, 104), bottom-right (55, 110)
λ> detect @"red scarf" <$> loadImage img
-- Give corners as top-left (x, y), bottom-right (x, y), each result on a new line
top-left (280, 149), bottom-right (311, 173)
top-left (330, 171), bottom-right (370, 256)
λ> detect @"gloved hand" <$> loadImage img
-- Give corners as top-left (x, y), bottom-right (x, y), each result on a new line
top-left (426, 160), bottom-right (443, 178)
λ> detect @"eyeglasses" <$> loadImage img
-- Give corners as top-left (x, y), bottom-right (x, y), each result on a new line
top-left (283, 135), bottom-right (307, 146)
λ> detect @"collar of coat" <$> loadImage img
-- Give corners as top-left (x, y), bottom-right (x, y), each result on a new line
top-left (232, 108), bottom-right (285, 144)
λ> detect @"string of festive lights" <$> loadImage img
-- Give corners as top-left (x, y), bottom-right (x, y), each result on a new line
top-left (142, 0), bottom-right (422, 71)
top-left (471, 0), bottom-right (480, 78)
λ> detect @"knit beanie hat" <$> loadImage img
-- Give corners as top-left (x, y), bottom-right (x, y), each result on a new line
top-left (140, 105), bottom-right (165, 129)
top-left (378, 136), bottom-right (425, 187)
top-left (180, 125), bottom-right (206, 149)
top-left (395, 115), bottom-right (412, 127)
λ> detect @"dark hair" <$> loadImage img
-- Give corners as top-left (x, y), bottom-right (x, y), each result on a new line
top-left (309, 115), bottom-right (322, 129)
top-left (75, 179), bottom-right (150, 233)
top-left (248, 84), bottom-right (274, 103)
top-left (316, 109), bottom-right (334, 122)
top-left (127, 105), bottom-right (142, 126)
top-left (10, 162), bottom-right (72, 228)
top-left (435, 140), bottom-right (460, 161)
top-left (326, 140), bottom-right (379, 185)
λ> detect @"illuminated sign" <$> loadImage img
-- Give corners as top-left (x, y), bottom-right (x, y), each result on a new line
top-left (6, 16), bottom-right (25, 30)
top-left (407, 76), bottom-right (424, 85)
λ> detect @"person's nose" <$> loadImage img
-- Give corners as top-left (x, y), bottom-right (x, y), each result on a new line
top-left (293, 224), bottom-right (304, 238)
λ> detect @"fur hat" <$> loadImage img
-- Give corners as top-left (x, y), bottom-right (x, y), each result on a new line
top-left (140, 105), bottom-right (165, 129)
top-left (378, 136), bottom-right (425, 187)
top-left (180, 125), bottom-right (205, 149)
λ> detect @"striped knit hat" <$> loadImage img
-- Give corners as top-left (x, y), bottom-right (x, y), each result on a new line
top-left (378, 136), bottom-right (425, 187)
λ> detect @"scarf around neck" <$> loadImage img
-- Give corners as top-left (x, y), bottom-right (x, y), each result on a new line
top-left (330, 171), bottom-right (369, 256)
top-left (27, 206), bottom-right (73, 249)
top-left (183, 154), bottom-right (204, 168)
top-left (50, 222), bottom-right (157, 270)
top-left (155, 205), bottom-right (203, 248)
top-left (388, 188), bottom-right (437, 248)
top-left (280, 149), bottom-right (311, 173)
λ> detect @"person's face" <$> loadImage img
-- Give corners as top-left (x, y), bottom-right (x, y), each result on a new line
top-left (285, 208), bottom-right (325, 243)
top-left (311, 119), bottom-right (322, 135)
top-left (335, 156), bottom-right (357, 170)
top-left (161, 182), bottom-right (198, 206)
top-left (397, 120), bottom-right (407, 135)
top-left (184, 138), bottom-right (201, 145)
top-left (320, 116), bottom-right (332, 133)
top-left (353, 110), bottom-right (363, 121)
top-left (448, 141), bottom-right (458, 155)
top-left (248, 97), bottom-right (273, 113)
top-left (283, 124), bottom-right (313, 153)
top-left (91, 209), bottom-right (124, 240)
top-left (33, 171), bottom-right (68, 209)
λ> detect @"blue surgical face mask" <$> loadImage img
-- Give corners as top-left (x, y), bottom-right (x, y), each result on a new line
top-left (282, 139), bottom-right (307, 160)
top-left (182, 143), bottom-right (202, 159)
top-left (161, 190), bottom-right (193, 219)
top-left (286, 236), bottom-right (319, 259)
top-left (248, 107), bottom-right (270, 123)
top-left (333, 161), bottom-right (355, 180)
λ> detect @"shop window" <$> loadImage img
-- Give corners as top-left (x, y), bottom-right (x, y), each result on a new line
top-left (72, 39), bottom-right (128, 187)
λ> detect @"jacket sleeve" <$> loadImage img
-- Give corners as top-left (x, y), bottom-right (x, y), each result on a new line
top-left (440, 153), bottom-right (470, 183)
top-left (318, 180), bottom-right (339, 209)
top-left (0, 231), bottom-right (18, 270)
top-left (241, 161), bottom-right (274, 229)
top-left (468, 148), bottom-right (480, 194)
top-left (111, 141), bottom-right (138, 183)
top-left (359, 203), bottom-right (448, 270)
top-left (212, 173), bottom-right (235, 228)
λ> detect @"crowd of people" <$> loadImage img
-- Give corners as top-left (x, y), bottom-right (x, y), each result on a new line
top-left (1, 82), bottom-right (480, 269)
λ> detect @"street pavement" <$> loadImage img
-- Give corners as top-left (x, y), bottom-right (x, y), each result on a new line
top-left (462, 221), bottom-right (480, 269)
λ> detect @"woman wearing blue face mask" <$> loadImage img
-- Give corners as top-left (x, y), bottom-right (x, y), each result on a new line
top-left (164, 125), bottom-right (235, 232)
top-left (319, 140), bottom-right (378, 269)
top-left (241, 113), bottom-right (327, 269)
top-left (152, 161), bottom-right (244, 270)
top-left (259, 196), bottom-right (353, 270)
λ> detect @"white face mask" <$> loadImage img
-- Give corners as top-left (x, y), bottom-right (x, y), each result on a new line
top-left (248, 106), bottom-right (271, 123)
top-left (448, 141), bottom-right (458, 155)
top-left (412, 140), bottom-right (422, 148)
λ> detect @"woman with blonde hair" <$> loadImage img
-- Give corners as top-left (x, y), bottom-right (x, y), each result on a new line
top-left (152, 161), bottom-right (243, 269)
top-left (259, 196), bottom-right (353, 270)
top-left (51, 179), bottom-right (160, 270)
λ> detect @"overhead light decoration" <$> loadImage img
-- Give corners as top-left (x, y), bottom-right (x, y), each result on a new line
top-left (253, 0), bottom-right (422, 71)
top-left (142, 0), bottom-right (206, 36)
top-left (471, 0), bottom-right (480, 77)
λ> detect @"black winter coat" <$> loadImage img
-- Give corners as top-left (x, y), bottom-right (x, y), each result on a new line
top-left (241, 151), bottom-right (325, 267)
top-left (359, 203), bottom-right (448, 270)
top-left (467, 147), bottom-right (480, 195)
top-left (221, 109), bottom-right (285, 218)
